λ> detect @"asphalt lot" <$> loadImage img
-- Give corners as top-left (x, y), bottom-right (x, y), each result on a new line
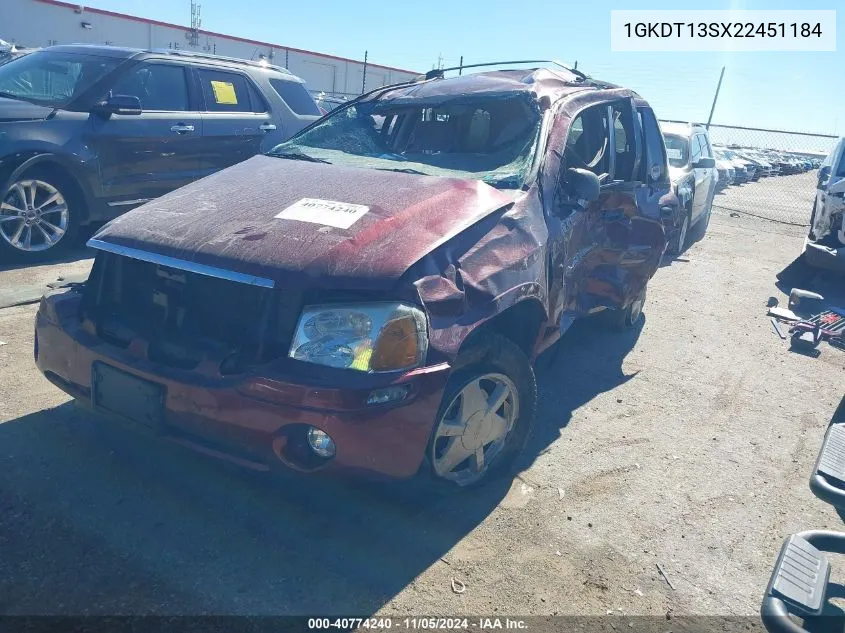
top-left (1, 178), bottom-right (844, 618)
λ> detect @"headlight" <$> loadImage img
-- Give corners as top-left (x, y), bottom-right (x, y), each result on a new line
top-left (289, 303), bottom-right (428, 372)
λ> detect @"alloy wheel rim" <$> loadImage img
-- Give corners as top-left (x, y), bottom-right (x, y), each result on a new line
top-left (0, 179), bottom-right (69, 252)
top-left (432, 373), bottom-right (519, 486)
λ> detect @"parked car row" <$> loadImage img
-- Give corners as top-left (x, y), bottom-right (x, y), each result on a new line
top-left (712, 145), bottom-right (821, 189)
top-left (34, 59), bottom-right (677, 488)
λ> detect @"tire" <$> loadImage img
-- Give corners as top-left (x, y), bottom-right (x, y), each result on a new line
top-left (667, 204), bottom-right (691, 257)
top-left (603, 285), bottom-right (646, 331)
top-left (421, 331), bottom-right (537, 489)
top-left (0, 166), bottom-right (80, 262)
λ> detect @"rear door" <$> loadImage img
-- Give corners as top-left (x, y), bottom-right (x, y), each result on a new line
top-left (88, 61), bottom-right (203, 208)
top-left (194, 66), bottom-right (274, 177)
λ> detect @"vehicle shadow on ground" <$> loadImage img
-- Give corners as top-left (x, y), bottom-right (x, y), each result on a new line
top-left (0, 225), bottom-right (98, 271)
top-left (525, 316), bottom-right (643, 466)
top-left (0, 401), bottom-right (511, 615)
top-left (0, 317), bottom-right (641, 616)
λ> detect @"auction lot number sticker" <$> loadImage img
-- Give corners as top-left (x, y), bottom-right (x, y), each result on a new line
top-left (611, 10), bottom-right (836, 51)
top-left (275, 198), bottom-right (370, 229)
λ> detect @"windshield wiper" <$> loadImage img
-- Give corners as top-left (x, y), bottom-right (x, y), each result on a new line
top-left (269, 151), bottom-right (331, 164)
top-left (375, 167), bottom-right (429, 176)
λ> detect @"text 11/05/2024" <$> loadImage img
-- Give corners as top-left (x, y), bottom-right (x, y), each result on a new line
top-left (307, 617), bottom-right (528, 630)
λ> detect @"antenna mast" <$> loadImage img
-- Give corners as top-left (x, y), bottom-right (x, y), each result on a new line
top-left (189, 1), bottom-right (202, 48)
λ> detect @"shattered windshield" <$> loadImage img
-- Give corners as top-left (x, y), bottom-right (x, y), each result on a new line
top-left (269, 93), bottom-right (542, 189)
top-left (0, 50), bottom-right (121, 107)
top-left (663, 134), bottom-right (688, 168)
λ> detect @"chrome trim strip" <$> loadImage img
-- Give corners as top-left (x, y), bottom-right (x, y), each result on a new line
top-left (86, 239), bottom-right (275, 288)
top-left (106, 198), bottom-right (153, 207)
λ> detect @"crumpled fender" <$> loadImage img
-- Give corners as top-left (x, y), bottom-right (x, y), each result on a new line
top-left (411, 189), bottom-right (549, 357)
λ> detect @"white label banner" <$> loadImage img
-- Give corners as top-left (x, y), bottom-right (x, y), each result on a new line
top-left (611, 10), bottom-right (836, 52)
top-left (275, 198), bottom-right (370, 229)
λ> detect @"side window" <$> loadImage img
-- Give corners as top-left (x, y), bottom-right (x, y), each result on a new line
top-left (247, 81), bottom-right (268, 113)
top-left (698, 134), bottom-right (713, 159)
top-left (636, 107), bottom-right (667, 182)
top-left (690, 135), bottom-right (703, 164)
top-left (197, 68), bottom-right (251, 112)
top-left (611, 101), bottom-right (637, 182)
top-left (109, 64), bottom-right (189, 111)
top-left (268, 78), bottom-right (321, 116)
top-left (564, 104), bottom-right (610, 180)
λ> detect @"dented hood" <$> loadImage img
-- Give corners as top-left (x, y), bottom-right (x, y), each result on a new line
top-left (91, 155), bottom-right (514, 290)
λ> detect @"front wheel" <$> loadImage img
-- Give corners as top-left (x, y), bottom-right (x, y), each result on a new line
top-left (0, 169), bottom-right (79, 261)
top-left (425, 332), bottom-right (537, 489)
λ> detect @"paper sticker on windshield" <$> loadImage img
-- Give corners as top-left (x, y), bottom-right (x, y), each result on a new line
top-left (275, 198), bottom-right (369, 229)
top-left (210, 80), bottom-right (237, 105)
top-left (666, 148), bottom-right (683, 159)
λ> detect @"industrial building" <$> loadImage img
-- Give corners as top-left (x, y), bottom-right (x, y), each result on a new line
top-left (1, 0), bottom-right (419, 97)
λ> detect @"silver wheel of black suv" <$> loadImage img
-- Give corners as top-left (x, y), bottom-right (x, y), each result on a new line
top-left (0, 170), bottom-right (78, 259)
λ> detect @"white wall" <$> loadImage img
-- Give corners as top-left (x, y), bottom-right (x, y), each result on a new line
top-left (0, 0), bottom-right (418, 97)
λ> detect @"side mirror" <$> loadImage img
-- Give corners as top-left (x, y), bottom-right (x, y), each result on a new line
top-left (818, 165), bottom-right (831, 189)
top-left (92, 94), bottom-right (142, 118)
top-left (693, 157), bottom-right (716, 169)
top-left (564, 167), bottom-right (600, 203)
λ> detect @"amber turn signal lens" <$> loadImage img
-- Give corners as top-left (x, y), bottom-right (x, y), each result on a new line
top-left (370, 316), bottom-right (421, 371)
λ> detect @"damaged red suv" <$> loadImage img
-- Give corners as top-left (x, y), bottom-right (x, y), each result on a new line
top-left (35, 63), bottom-right (672, 487)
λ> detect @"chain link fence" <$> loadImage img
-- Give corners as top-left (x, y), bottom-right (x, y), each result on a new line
top-left (662, 121), bottom-right (838, 226)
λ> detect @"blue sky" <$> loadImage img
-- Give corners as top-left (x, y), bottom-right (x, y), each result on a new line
top-left (83, 0), bottom-right (842, 135)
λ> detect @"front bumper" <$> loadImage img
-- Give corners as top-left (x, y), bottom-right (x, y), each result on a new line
top-left (34, 291), bottom-right (451, 479)
top-left (803, 237), bottom-right (845, 274)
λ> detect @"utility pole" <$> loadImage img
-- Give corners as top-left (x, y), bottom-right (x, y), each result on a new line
top-left (458, 55), bottom-right (463, 76)
top-left (706, 66), bottom-right (725, 130)
top-left (362, 50), bottom-right (368, 93)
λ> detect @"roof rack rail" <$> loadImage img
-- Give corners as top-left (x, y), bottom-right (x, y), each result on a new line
top-left (150, 48), bottom-right (292, 74)
top-left (424, 59), bottom-right (586, 81)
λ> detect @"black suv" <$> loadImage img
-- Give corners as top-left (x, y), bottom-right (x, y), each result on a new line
top-left (0, 45), bottom-right (321, 261)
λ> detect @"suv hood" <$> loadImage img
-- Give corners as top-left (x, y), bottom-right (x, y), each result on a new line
top-left (0, 96), bottom-right (55, 122)
top-left (91, 155), bottom-right (515, 290)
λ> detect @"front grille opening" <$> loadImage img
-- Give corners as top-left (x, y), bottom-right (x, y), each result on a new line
top-left (83, 252), bottom-right (300, 373)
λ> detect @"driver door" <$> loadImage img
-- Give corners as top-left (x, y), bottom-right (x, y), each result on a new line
top-left (547, 99), bottom-right (664, 328)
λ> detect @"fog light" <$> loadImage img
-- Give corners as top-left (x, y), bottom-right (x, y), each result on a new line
top-left (366, 385), bottom-right (411, 405)
top-left (306, 427), bottom-right (336, 458)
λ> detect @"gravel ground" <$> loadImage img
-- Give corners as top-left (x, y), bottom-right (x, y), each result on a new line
top-left (712, 170), bottom-right (818, 226)
top-left (0, 197), bottom-right (844, 618)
